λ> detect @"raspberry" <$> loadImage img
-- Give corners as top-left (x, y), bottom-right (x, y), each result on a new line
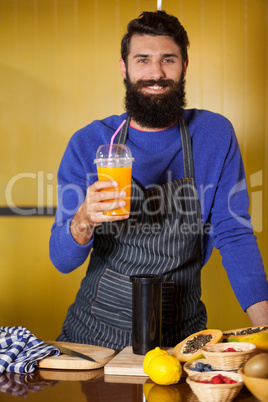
top-left (222, 347), bottom-right (237, 352)
top-left (194, 373), bottom-right (237, 385)
top-left (210, 375), bottom-right (224, 384)
top-left (223, 377), bottom-right (237, 384)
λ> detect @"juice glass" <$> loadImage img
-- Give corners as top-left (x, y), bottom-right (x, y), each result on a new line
top-left (94, 144), bottom-right (134, 216)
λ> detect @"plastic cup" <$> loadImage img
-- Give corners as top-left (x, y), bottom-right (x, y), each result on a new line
top-left (130, 275), bottom-right (163, 355)
top-left (94, 144), bottom-right (134, 216)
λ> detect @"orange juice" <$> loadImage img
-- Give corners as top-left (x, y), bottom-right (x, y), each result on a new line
top-left (97, 166), bottom-right (132, 215)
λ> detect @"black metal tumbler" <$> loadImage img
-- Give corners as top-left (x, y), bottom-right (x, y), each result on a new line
top-left (130, 275), bottom-right (163, 355)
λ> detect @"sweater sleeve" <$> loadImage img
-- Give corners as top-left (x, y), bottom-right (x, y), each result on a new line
top-left (208, 121), bottom-right (268, 311)
top-left (49, 133), bottom-right (95, 273)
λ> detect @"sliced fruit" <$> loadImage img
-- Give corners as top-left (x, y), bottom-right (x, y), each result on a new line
top-left (172, 329), bottom-right (223, 362)
top-left (223, 326), bottom-right (268, 352)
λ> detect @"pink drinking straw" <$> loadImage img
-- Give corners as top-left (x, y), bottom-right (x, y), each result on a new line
top-left (108, 119), bottom-right (127, 159)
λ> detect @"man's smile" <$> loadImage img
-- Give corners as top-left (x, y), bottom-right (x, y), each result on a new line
top-left (143, 85), bottom-right (167, 95)
top-left (145, 84), bottom-right (166, 92)
top-left (138, 81), bottom-right (172, 95)
top-left (147, 85), bottom-right (163, 90)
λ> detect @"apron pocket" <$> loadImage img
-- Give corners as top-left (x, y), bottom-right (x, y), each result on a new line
top-left (91, 268), bottom-right (132, 331)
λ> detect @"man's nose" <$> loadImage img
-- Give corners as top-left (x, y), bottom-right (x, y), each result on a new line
top-left (149, 61), bottom-right (166, 80)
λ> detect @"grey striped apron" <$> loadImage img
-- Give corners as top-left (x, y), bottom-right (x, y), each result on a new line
top-left (58, 115), bottom-right (207, 349)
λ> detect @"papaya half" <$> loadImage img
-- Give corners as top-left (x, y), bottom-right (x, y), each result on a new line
top-left (172, 329), bottom-right (223, 362)
top-left (223, 325), bottom-right (268, 352)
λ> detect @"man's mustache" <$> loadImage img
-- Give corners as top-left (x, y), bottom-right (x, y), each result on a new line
top-left (134, 79), bottom-right (176, 90)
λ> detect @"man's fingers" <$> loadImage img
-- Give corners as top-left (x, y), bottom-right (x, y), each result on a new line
top-left (92, 180), bottom-right (118, 191)
top-left (82, 180), bottom-right (129, 222)
top-left (90, 198), bottom-right (125, 213)
top-left (97, 190), bottom-right (127, 201)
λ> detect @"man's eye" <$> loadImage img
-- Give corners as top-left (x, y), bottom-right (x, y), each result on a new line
top-left (138, 59), bottom-right (148, 63)
top-left (163, 59), bottom-right (174, 63)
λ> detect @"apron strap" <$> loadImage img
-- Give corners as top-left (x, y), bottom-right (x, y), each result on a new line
top-left (115, 114), bottom-right (195, 179)
top-left (115, 115), bottom-right (131, 144)
top-left (179, 116), bottom-right (195, 178)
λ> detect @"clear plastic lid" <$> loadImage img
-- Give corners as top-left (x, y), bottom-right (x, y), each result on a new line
top-left (94, 144), bottom-right (134, 164)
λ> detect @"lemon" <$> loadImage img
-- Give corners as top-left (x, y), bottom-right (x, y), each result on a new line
top-left (147, 354), bottom-right (182, 385)
top-left (143, 382), bottom-right (155, 400)
top-left (143, 347), bottom-right (169, 375)
top-left (147, 384), bottom-right (182, 402)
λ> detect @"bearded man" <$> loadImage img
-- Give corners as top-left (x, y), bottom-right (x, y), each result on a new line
top-left (50, 10), bottom-right (268, 349)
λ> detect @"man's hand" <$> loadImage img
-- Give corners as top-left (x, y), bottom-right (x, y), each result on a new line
top-left (70, 180), bottom-right (129, 245)
top-left (246, 300), bottom-right (268, 326)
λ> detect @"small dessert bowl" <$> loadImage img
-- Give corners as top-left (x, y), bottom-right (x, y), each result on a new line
top-left (186, 371), bottom-right (244, 402)
top-left (183, 359), bottom-right (217, 376)
top-left (201, 342), bottom-right (257, 371)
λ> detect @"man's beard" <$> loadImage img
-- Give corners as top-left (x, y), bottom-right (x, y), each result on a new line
top-left (123, 73), bottom-right (186, 129)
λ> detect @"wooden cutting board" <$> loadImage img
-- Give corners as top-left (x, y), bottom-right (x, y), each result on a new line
top-left (38, 341), bottom-right (115, 370)
top-left (38, 368), bottom-right (104, 381)
top-left (104, 346), bottom-right (174, 376)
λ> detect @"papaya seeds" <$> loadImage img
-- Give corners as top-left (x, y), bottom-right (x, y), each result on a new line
top-left (172, 329), bottom-right (223, 362)
top-left (223, 326), bottom-right (268, 352)
top-left (183, 334), bottom-right (213, 355)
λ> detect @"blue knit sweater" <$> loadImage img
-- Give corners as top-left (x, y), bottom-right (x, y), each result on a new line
top-left (49, 109), bottom-right (268, 311)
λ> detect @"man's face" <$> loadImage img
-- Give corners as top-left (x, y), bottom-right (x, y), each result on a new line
top-left (119, 34), bottom-right (188, 129)
top-left (119, 34), bottom-right (188, 95)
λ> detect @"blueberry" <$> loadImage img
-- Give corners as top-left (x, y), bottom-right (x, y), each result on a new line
top-left (195, 362), bottom-right (204, 371)
top-left (206, 364), bottom-right (212, 369)
top-left (190, 367), bottom-right (196, 371)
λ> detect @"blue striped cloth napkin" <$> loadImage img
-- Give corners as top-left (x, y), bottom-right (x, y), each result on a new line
top-left (0, 326), bottom-right (60, 374)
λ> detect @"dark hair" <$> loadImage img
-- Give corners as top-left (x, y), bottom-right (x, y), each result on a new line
top-left (121, 10), bottom-right (189, 65)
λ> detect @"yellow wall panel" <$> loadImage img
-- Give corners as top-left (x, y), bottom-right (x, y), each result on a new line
top-left (0, 217), bottom-right (88, 340)
top-left (0, 0), bottom-right (267, 339)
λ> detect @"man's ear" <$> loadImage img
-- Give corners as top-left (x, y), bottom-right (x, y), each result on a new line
top-left (183, 58), bottom-right (189, 76)
top-left (119, 58), bottom-right (126, 79)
